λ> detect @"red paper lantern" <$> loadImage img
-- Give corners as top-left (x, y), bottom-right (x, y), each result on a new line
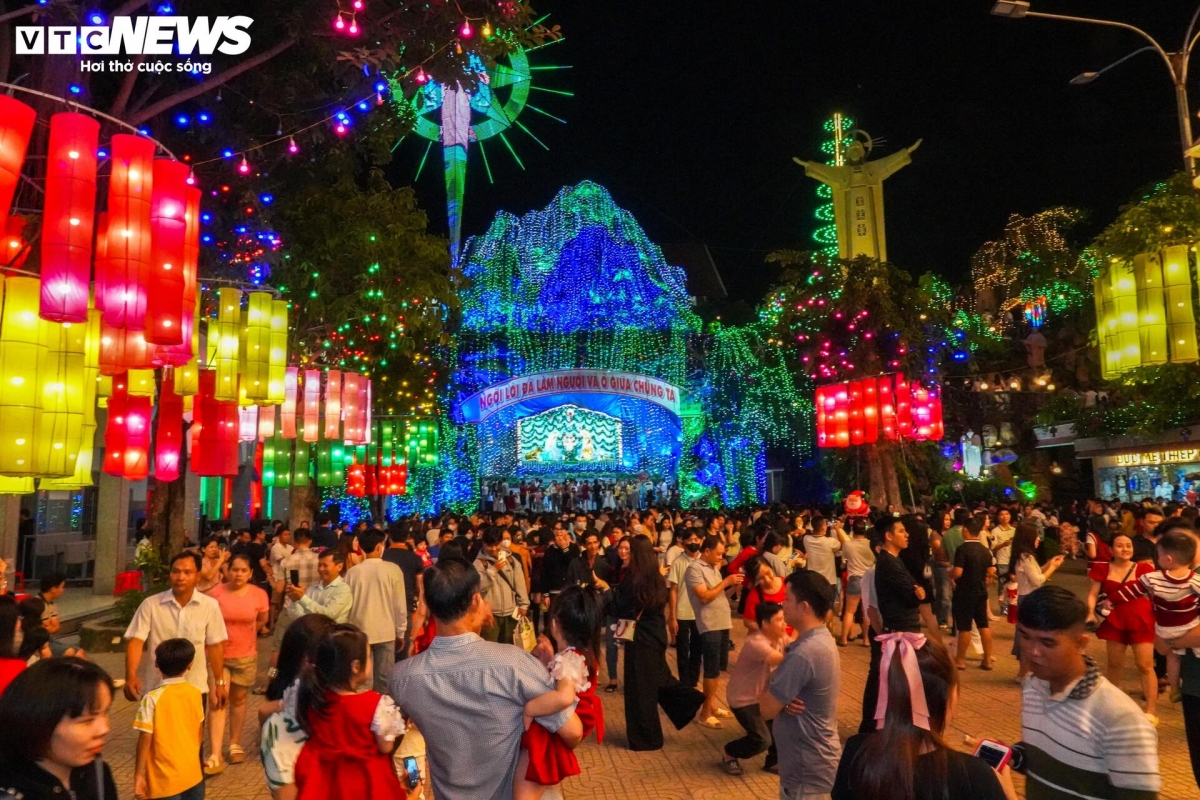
top-left (0, 96), bottom-right (36, 238)
top-left (100, 134), bottom-right (154, 330)
top-left (281, 367), bottom-right (298, 439)
top-left (877, 377), bottom-right (896, 440)
top-left (192, 370), bottom-right (240, 477)
top-left (144, 159), bottom-right (190, 344)
top-left (302, 369), bottom-right (320, 442)
top-left (324, 370), bottom-right (342, 440)
top-left (2, 217), bottom-right (32, 269)
top-left (103, 372), bottom-right (151, 480)
top-left (833, 384), bottom-right (850, 448)
top-left (153, 185), bottom-right (200, 366)
top-left (40, 113), bottom-right (99, 323)
top-left (814, 385), bottom-right (829, 448)
top-left (347, 463), bottom-right (366, 497)
top-left (893, 375), bottom-right (913, 439)
top-left (848, 380), bottom-right (865, 446)
top-left (861, 378), bottom-right (879, 444)
top-left (385, 463), bottom-right (408, 496)
top-left (99, 323), bottom-right (155, 376)
top-left (155, 373), bottom-right (184, 481)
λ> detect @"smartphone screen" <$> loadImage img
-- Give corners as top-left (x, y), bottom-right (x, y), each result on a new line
top-left (403, 756), bottom-right (420, 789)
top-left (290, 569), bottom-right (300, 587)
top-left (975, 741), bottom-right (1010, 769)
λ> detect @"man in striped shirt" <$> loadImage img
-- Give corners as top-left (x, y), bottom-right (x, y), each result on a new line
top-left (1012, 586), bottom-right (1159, 799)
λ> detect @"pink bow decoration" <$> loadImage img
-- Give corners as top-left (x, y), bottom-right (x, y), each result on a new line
top-left (873, 631), bottom-right (931, 731)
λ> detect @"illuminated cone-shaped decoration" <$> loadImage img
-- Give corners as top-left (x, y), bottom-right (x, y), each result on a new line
top-left (155, 374), bottom-right (184, 481)
top-left (342, 372), bottom-right (361, 443)
top-left (41, 309), bottom-right (101, 490)
top-left (293, 439), bottom-right (311, 485)
top-left (40, 113), bottom-right (99, 323)
top-left (0, 277), bottom-right (49, 475)
top-left (302, 369), bottom-right (320, 442)
top-left (2, 216), bottom-right (32, 270)
top-left (213, 288), bottom-right (241, 401)
top-left (239, 405), bottom-right (259, 442)
top-left (192, 370), bottom-right (239, 477)
top-left (268, 300), bottom-right (287, 405)
top-left (0, 96), bottom-right (35, 237)
top-left (35, 312), bottom-right (88, 476)
top-left (144, 159), bottom-right (189, 345)
top-left (241, 292), bottom-right (272, 404)
top-left (281, 367), bottom-right (298, 438)
top-left (324, 370), bottom-right (341, 440)
top-left (100, 134), bottom-right (154, 330)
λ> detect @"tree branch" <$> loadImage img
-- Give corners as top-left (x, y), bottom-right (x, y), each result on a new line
top-left (0, 5), bottom-right (38, 25)
top-left (112, 0), bottom-right (152, 16)
top-left (127, 36), bottom-right (297, 126)
top-left (108, 55), bottom-right (145, 120)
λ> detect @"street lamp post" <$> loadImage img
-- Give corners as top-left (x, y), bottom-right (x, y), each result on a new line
top-left (992, 0), bottom-right (1200, 176)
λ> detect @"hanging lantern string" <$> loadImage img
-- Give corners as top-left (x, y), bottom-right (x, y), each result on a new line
top-left (199, 276), bottom-right (285, 297)
top-left (190, 38), bottom-right (458, 169)
top-left (0, 81), bottom-right (179, 160)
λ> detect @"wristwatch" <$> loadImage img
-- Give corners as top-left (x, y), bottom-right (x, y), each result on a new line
top-left (216, 679), bottom-right (227, 686)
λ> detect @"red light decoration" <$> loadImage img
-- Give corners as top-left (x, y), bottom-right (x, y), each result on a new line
top-left (347, 463), bottom-right (366, 497)
top-left (155, 373), bottom-right (184, 481)
top-left (100, 134), bottom-right (155, 330)
top-left (103, 373), bottom-right (151, 480)
top-left (99, 323), bottom-right (155, 376)
top-left (144, 159), bottom-right (190, 345)
top-left (324, 370), bottom-right (342, 440)
top-left (0, 96), bottom-right (35, 240)
top-left (153, 184), bottom-right (201, 367)
top-left (39, 113), bottom-right (99, 323)
top-left (815, 375), bottom-right (944, 448)
top-left (302, 369), bottom-right (320, 442)
top-left (192, 370), bottom-right (240, 477)
top-left (2, 216), bottom-right (32, 270)
top-left (281, 367), bottom-right (298, 438)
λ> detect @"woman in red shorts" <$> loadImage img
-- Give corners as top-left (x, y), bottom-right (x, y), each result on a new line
top-left (1086, 532), bottom-right (1157, 725)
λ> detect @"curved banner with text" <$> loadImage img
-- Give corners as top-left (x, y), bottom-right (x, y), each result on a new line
top-left (458, 370), bottom-right (682, 423)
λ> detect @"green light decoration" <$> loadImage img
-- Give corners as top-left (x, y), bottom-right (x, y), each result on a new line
top-left (812, 114), bottom-right (853, 255)
top-left (261, 435), bottom-right (292, 489)
top-left (390, 27), bottom-right (570, 263)
top-left (406, 419), bottom-right (438, 466)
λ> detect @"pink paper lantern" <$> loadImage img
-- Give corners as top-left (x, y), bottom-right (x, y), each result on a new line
top-left (40, 112), bottom-right (99, 323)
top-left (144, 159), bottom-right (190, 345)
top-left (99, 134), bottom-right (154, 330)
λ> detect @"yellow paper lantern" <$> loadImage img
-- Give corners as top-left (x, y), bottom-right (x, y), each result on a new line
top-left (97, 374), bottom-right (113, 409)
top-left (35, 313), bottom-right (87, 476)
top-left (0, 477), bottom-right (34, 494)
top-left (213, 287), bottom-right (241, 401)
top-left (1163, 244), bottom-right (1199, 364)
top-left (0, 277), bottom-right (50, 475)
top-left (42, 308), bottom-right (101, 489)
top-left (242, 291), bottom-right (272, 404)
top-left (1109, 260), bottom-right (1141, 373)
top-left (1134, 252), bottom-right (1168, 365)
top-left (127, 368), bottom-right (156, 399)
top-left (174, 295), bottom-right (201, 397)
top-left (268, 299), bottom-right (287, 405)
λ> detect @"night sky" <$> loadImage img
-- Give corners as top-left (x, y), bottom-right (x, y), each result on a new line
top-left (388, 1), bottom-right (1195, 303)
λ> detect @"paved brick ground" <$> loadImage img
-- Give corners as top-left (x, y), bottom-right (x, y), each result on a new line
top-left (89, 572), bottom-right (1196, 799)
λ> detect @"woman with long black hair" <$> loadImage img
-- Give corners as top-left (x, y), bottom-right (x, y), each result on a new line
top-left (832, 633), bottom-right (1016, 800)
top-left (611, 535), bottom-right (704, 751)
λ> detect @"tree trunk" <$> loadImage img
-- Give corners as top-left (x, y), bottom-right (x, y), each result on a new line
top-left (289, 483), bottom-right (319, 529)
top-left (146, 477), bottom-right (188, 554)
top-left (883, 451), bottom-right (904, 509)
top-left (867, 443), bottom-right (886, 509)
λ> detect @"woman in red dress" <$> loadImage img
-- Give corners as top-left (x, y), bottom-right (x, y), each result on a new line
top-left (294, 624), bottom-right (407, 800)
top-left (1085, 533), bottom-right (1157, 724)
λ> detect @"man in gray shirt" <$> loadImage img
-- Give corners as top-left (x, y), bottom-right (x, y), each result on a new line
top-left (389, 559), bottom-right (582, 800)
top-left (761, 570), bottom-right (841, 800)
top-left (685, 534), bottom-right (744, 726)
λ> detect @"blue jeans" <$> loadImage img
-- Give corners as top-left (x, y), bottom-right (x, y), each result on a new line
top-left (154, 781), bottom-right (204, 800)
top-left (371, 640), bottom-right (395, 694)
top-left (932, 563), bottom-right (951, 627)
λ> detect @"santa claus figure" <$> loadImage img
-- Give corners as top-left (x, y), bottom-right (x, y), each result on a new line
top-left (844, 490), bottom-right (870, 517)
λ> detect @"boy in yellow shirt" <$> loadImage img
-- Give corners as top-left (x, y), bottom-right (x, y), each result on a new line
top-left (134, 638), bottom-right (205, 800)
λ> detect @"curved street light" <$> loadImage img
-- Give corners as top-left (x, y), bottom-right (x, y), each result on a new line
top-left (992, 0), bottom-right (1200, 176)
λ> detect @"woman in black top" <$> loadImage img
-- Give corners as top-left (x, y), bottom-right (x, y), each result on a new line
top-left (611, 535), bottom-right (704, 751)
top-left (0, 658), bottom-right (118, 800)
top-left (834, 633), bottom-right (1015, 800)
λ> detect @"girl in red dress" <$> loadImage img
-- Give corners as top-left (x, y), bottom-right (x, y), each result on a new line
top-left (294, 624), bottom-right (407, 800)
top-left (515, 586), bottom-right (606, 800)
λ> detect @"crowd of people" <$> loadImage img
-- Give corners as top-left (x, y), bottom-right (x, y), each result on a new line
top-left (483, 477), bottom-right (679, 513)
top-left (1, 495), bottom-right (1198, 799)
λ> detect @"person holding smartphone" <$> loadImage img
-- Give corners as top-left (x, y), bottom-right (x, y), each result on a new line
top-left (831, 633), bottom-right (1016, 800)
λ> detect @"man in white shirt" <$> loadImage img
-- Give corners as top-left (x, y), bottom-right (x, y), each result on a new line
top-left (667, 530), bottom-right (704, 688)
top-left (801, 517), bottom-right (847, 614)
top-left (345, 530), bottom-right (408, 692)
top-left (288, 549), bottom-right (352, 623)
top-left (267, 527), bottom-right (293, 631)
top-left (123, 551), bottom-right (228, 706)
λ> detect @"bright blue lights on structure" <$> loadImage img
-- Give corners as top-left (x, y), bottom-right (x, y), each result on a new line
top-left (222, 149), bottom-right (234, 159)
top-left (201, 212), bottom-right (213, 223)
top-left (96, 148), bottom-right (108, 158)
top-left (68, 84), bottom-right (83, 95)
top-left (198, 112), bottom-right (211, 124)
top-left (201, 234), bottom-right (214, 244)
top-left (175, 113), bottom-right (189, 127)
top-left (375, 82), bottom-right (387, 93)
top-left (156, 3), bottom-right (174, 12)
top-left (259, 194), bottom-right (274, 205)
top-left (137, 126), bottom-right (150, 135)
top-left (88, 12), bottom-right (104, 24)
top-left (357, 101), bottom-right (370, 112)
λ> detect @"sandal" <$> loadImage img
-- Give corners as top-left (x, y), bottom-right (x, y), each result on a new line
top-left (697, 715), bottom-right (724, 729)
top-left (714, 707), bottom-right (733, 719)
top-left (721, 758), bottom-right (743, 776)
top-left (605, 683), bottom-right (618, 693)
top-left (203, 755), bottom-right (226, 776)
top-left (228, 744), bottom-right (245, 764)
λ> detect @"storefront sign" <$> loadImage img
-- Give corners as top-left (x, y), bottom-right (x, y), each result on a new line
top-left (1111, 448), bottom-right (1200, 467)
top-left (458, 369), bottom-right (682, 423)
